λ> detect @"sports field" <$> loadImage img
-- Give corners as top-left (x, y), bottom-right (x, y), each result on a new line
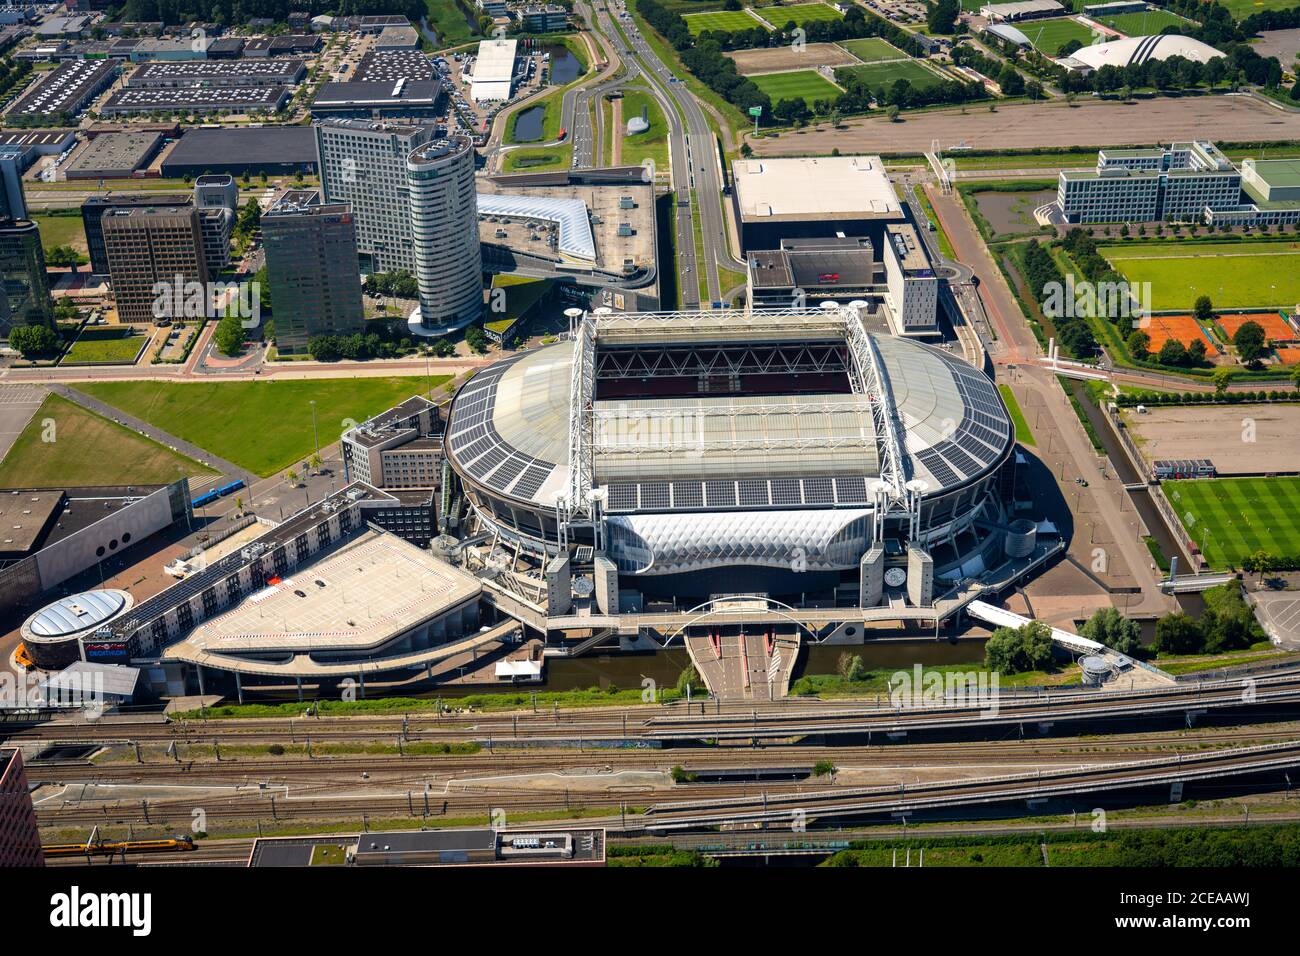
top-left (1094, 9), bottom-right (1191, 35)
top-left (759, 1), bottom-right (844, 27)
top-left (838, 37), bottom-right (907, 63)
top-left (1218, 311), bottom-right (1298, 343)
top-left (1132, 313), bottom-right (1213, 351)
top-left (1020, 17), bottom-right (1097, 55)
top-left (1166, 476), bottom-right (1300, 568)
top-left (1101, 240), bottom-right (1300, 311)
top-left (76, 377), bottom-right (451, 477)
top-left (0, 393), bottom-right (215, 488)
top-left (839, 59), bottom-right (944, 91)
top-left (1214, 0), bottom-right (1300, 16)
top-left (751, 68), bottom-right (842, 105)
top-left (683, 9), bottom-right (763, 33)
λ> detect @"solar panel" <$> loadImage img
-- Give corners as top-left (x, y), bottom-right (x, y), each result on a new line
top-left (510, 463), bottom-right (552, 501)
top-left (835, 476), bottom-right (868, 503)
top-left (803, 477), bottom-right (834, 504)
top-left (771, 478), bottom-right (802, 506)
top-left (916, 448), bottom-right (959, 487)
top-left (608, 484), bottom-right (638, 511)
top-left (638, 482), bottom-right (671, 510)
top-left (704, 481), bottom-right (736, 508)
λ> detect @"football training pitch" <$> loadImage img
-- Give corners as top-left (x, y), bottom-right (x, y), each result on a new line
top-left (1095, 9), bottom-right (1190, 35)
top-left (761, 1), bottom-right (844, 26)
top-left (1020, 17), bottom-right (1097, 55)
top-left (751, 68), bottom-right (842, 104)
top-left (683, 9), bottom-right (764, 34)
top-left (1166, 477), bottom-right (1300, 568)
top-left (1101, 240), bottom-right (1300, 310)
top-left (838, 58), bottom-right (944, 90)
top-left (838, 37), bottom-right (907, 63)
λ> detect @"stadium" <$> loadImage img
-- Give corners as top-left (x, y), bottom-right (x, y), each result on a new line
top-left (444, 307), bottom-right (1020, 607)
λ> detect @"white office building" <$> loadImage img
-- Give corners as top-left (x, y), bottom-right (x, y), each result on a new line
top-left (1057, 141), bottom-right (1242, 224)
top-left (407, 135), bottom-right (483, 335)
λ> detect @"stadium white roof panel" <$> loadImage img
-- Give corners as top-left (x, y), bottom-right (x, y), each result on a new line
top-left (477, 191), bottom-right (596, 261)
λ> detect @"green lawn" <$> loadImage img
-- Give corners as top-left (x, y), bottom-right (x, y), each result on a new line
top-left (683, 9), bottom-right (764, 33)
top-left (425, 0), bottom-right (478, 46)
top-left (75, 377), bottom-right (451, 477)
top-left (31, 213), bottom-right (88, 255)
top-left (1165, 477), bottom-right (1300, 568)
top-left (1101, 240), bottom-right (1300, 310)
top-left (1094, 9), bottom-right (1192, 35)
top-left (502, 145), bottom-right (572, 172)
top-left (0, 393), bottom-right (215, 488)
top-left (61, 327), bottom-right (146, 365)
top-left (1020, 17), bottom-right (1098, 56)
top-left (1214, 0), bottom-right (1300, 17)
top-left (760, 1), bottom-right (844, 28)
top-left (998, 384), bottom-right (1037, 447)
top-left (838, 58), bottom-right (944, 91)
top-left (618, 86), bottom-right (671, 172)
top-left (839, 37), bottom-right (907, 63)
top-left (751, 68), bottom-right (842, 105)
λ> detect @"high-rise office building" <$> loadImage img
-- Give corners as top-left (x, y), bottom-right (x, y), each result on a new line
top-left (407, 134), bottom-right (483, 334)
top-left (0, 217), bottom-right (54, 336)
top-left (102, 206), bottom-right (209, 324)
top-left (262, 189), bottom-right (365, 354)
top-left (0, 145), bottom-right (27, 221)
top-left (314, 118), bottom-right (434, 274)
top-left (82, 179), bottom-right (234, 279)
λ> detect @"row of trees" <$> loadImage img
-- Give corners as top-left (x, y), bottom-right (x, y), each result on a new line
top-left (1153, 585), bottom-right (1263, 655)
top-left (116, 0), bottom-right (425, 27)
top-left (1018, 240), bottom-right (1099, 359)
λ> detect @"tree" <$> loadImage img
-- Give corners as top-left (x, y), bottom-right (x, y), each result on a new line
top-left (1080, 607), bottom-right (1142, 658)
top-left (1127, 329), bottom-right (1151, 359)
top-left (1157, 338), bottom-right (1187, 366)
top-left (286, 469), bottom-right (299, 487)
top-left (213, 313), bottom-right (243, 357)
top-left (1186, 338), bottom-right (1207, 365)
top-left (837, 652), bottom-right (866, 682)
top-left (1199, 583), bottom-right (1263, 652)
top-left (1212, 366), bottom-right (1234, 396)
top-left (1154, 612), bottom-right (1203, 655)
top-left (1232, 319), bottom-right (1267, 363)
top-left (927, 0), bottom-right (959, 35)
top-left (1193, 294), bottom-right (1214, 322)
top-left (7, 324), bottom-right (58, 358)
top-left (464, 324), bottom-right (489, 354)
top-left (984, 621), bottom-right (1055, 674)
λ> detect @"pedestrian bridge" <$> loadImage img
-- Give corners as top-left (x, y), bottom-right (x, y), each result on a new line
top-left (965, 600), bottom-right (1105, 655)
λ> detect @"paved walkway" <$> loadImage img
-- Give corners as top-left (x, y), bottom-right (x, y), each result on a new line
top-left (0, 383), bottom-right (48, 462)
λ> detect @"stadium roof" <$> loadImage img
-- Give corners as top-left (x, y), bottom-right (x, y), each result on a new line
top-left (1067, 34), bottom-right (1224, 69)
top-left (444, 310), bottom-right (1013, 512)
top-left (477, 191), bottom-right (596, 261)
top-left (732, 156), bottom-right (902, 222)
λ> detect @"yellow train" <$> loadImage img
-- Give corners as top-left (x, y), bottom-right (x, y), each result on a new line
top-left (44, 836), bottom-right (195, 858)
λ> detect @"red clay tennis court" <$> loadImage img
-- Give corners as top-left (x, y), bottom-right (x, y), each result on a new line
top-left (1276, 347), bottom-right (1300, 365)
top-left (1217, 312), bottom-right (1298, 343)
top-left (1133, 314), bottom-right (1210, 351)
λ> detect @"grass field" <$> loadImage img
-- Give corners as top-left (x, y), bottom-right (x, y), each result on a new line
top-left (1094, 9), bottom-right (1191, 34)
top-left (32, 213), bottom-right (88, 255)
top-left (75, 377), bottom-right (451, 477)
top-left (61, 327), bottom-right (146, 365)
top-left (425, 0), bottom-right (478, 46)
top-left (839, 37), bottom-right (907, 63)
top-left (838, 58), bottom-right (944, 91)
top-left (0, 393), bottom-right (215, 488)
top-left (761, 1), bottom-right (844, 27)
top-left (751, 68), bottom-right (842, 105)
top-left (1020, 17), bottom-right (1097, 55)
top-left (618, 86), bottom-right (671, 172)
top-left (998, 384), bottom-right (1037, 446)
top-left (502, 145), bottom-right (572, 172)
top-left (1166, 476), bottom-right (1300, 567)
top-left (1214, 0), bottom-right (1300, 16)
top-left (1101, 240), bottom-right (1300, 310)
top-left (683, 8), bottom-right (763, 33)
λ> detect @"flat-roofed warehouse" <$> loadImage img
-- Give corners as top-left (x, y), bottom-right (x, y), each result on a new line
top-left (125, 57), bottom-right (307, 88)
top-left (160, 126), bottom-right (318, 177)
top-left (979, 0), bottom-right (1065, 21)
top-left (3, 59), bottom-right (117, 121)
top-left (310, 79), bottom-right (440, 118)
top-left (730, 155), bottom-right (905, 252)
top-left (62, 129), bottom-right (164, 179)
top-left (99, 85), bottom-right (291, 117)
top-left (470, 36), bottom-right (517, 102)
top-left (353, 49), bottom-right (434, 83)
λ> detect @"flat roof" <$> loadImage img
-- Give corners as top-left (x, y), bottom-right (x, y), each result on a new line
top-left (0, 490), bottom-right (60, 553)
top-left (4, 59), bottom-right (114, 118)
top-left (353, 49), bottom-right (434, 83)
top-left (128, 57), bottom-right (305, 82)
top-left (732, 156), bottom-right (902, 222)
top-left (311, 79), bottom-right (439, 108)
top-left (1251, 157), bottom-right (1300, 189)
top-left (172, 529), bottom-right (480, 655)
top-left (473, 37), bottom-right (518, 85)
top-left (161, 125), bottom-right (318, 170)
top-left (63, 130), bottom-right (161, 176)
top-left (102, 86), bottom-right (288, 112)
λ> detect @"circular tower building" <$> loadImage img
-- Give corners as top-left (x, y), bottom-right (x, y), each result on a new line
top-left (406, 135), bottom-right (483, 336)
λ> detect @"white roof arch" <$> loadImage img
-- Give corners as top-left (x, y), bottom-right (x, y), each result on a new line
top-left (1069, 34), bottom-right (1224, 69)
top-left (477, 192), bottom-right (597, 262)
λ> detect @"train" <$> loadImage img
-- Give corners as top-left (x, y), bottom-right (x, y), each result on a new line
top-left (191, 479), bottom-right (244, 509)
top-left (43, 836), bottom-right (196, 858)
